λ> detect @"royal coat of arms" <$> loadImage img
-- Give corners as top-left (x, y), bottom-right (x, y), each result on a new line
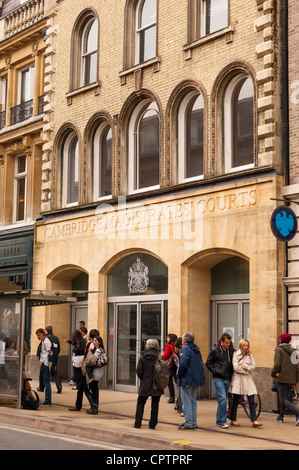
top-left (128, 258), bottom-right (149, 294)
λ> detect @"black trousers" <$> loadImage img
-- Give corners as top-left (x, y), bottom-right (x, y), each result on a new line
top-left (134, 395), bottom-right (161, 429)
top-left (278, 383), bottom-right (299, 420)
top-left (230, 393), bottom-right (257, 422)
top-left (74, 369), bottom-right (97, 410)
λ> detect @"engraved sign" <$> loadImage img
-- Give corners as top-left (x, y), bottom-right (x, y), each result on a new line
top-left (128, 258), bottom-right (149, 294)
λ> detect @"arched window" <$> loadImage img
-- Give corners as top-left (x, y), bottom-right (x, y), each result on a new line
top-left (70, 11), bottom-right (99, 91)
top-left (225, 76), bottom-right (254, 172)
top-left (93, 122), bottom-right (112, 199)
top-left (82, 18), bottom-right (98, 86)
top-left (129, 101), bottom-right (160, 193)
top-left (135, 0), bottom-right (157, 64)
top-left (62, 132), bottom-right (79, 207)
top-left (178, 91), bottom-right (204, 182)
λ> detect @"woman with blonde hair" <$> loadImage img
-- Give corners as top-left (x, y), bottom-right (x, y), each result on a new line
top-left (229, 338), bottom-right (262, 428)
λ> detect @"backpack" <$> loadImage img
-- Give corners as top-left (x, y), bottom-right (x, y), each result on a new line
top-left (153, 357), bottom-right (169, 391)
top-left (48, 334), bottom-right (60, 363)
top-left (21, 389), bottom-right (39, 410)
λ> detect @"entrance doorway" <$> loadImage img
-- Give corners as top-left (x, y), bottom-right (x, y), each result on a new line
top-left (106, 253), bottom-right (168, 392)
top-left (211, 296), bottom-right (250, 346)
top-left (108, 299), bottom-right (167, 392)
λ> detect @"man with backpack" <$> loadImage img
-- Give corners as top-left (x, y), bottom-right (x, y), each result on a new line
top-left (37, 326), bottom-right (62, 394)
top-left (36, 328), bottom-right (52, 406)
top-left (177, 332), bottom-right (205, 430)
top-left (134, 339), bottom-right (164, 430)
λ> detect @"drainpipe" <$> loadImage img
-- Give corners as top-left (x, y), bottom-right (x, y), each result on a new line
top-left (281, 0), bottom-right (289, 332)
top-left (281, 0), bottom-right (289, 186)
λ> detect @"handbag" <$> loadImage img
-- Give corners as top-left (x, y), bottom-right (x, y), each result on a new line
top-left (96, 349), bottom-right (109, 367)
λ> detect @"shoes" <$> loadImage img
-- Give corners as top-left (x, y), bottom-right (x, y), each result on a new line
top-left (68, 406), bottom-right (81, 412)
top-left (218, 423), bottom-right (229, 429)
top-left (252, 421), bottom-right (263, 427)
top-left (133, 424), bottom-right (141, 428)
top-left (69, 380), bottom-right (75, 385)
top-left (295, 416), bottom-right (299, 426)
top-left (275, 417), bottom-right (284, 423)
top-left (230, 421), bottom-right (241, 426)
top-left (168, 398), bottom-right (175, 403)
top-left (86, 408), bottom-right (98, 415)
top-left (40, 402), bottom-right (52, 406)
top-left (177, 425), bottom-right (195, 430)
top-left (72, 386), bottom-right (78, 390)
top-left (37, 388), bottom-right (44, 392)
top-left (149, 426), bottom-right (156, 429)
top-left (57, 389), bottom-right (62, 394)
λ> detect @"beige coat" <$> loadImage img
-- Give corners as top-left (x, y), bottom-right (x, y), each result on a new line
top-left (229, 350), bottom-right (258, 396)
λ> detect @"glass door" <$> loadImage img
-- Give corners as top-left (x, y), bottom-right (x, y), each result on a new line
top-left (211, 296), bottom-right (250, 349)
top-left (140, 302), bottom-right (163, 353)
top-left (116, 303), bottom-right (138, 391)
top-left (114, 301), bottom-right (164, 392)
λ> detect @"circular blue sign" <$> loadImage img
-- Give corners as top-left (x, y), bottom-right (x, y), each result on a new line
top-left (270, 206), bottom-right (298, 241)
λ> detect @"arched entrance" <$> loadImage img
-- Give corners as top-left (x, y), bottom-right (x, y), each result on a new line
top-left (210, 257), bottom-right (250, 347)
top-left (106, 253), bottom-right (168, 392)
top-left (46, 265), bottom-right (89, 379)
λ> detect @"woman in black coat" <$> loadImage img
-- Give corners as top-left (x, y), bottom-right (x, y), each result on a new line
top-left (134, 339), bottom-right (163, 429)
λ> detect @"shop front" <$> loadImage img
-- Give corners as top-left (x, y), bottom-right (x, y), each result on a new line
top-left (0, 228), bottom-right (34, 348)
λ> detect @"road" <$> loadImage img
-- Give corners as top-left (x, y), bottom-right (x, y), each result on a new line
top-left (0, 423), bottom-right (138, 451)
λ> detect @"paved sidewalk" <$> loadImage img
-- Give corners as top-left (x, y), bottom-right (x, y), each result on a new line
top-left (1, 381), bottom-right (299, 450)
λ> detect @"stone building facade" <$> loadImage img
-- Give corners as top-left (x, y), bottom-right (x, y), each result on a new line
top-left (29, 0), bottom-right (287, 409)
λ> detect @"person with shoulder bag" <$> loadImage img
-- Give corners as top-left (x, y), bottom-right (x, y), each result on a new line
top-left (229, 338), bottom-right (262, 428)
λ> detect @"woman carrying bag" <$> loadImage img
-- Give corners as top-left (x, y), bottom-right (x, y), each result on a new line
top-left (229, 338), bottom-right (262, 428)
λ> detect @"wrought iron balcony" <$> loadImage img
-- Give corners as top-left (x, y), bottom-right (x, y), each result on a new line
top-left (10, 99), bottom-right (33, 125)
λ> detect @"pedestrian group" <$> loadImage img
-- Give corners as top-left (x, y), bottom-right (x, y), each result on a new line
top-left (35, 322), bottom-right (299, 431)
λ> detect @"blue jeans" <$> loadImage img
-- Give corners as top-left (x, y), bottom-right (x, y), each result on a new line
top-left (180, 386), bottom-right (198, 429)
top-left (41, 364), bottom-right (52, 404)
top-left (213, 378), bottom-right (230, 426)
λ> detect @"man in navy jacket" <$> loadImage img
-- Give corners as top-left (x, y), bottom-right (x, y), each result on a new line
top-left (177, 332), bottom-right (205, 430)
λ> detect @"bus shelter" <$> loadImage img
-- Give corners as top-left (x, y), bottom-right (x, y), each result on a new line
top-left (0, 290), bottom-right (80, 409)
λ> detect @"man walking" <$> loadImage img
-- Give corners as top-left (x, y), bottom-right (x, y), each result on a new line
top-left (271, 333), bottom-right (299, 425)
top-left (36, 328), bottom-right (52, 406)
top-left (206, 333), bottom-right (234, 429)
top-left (177, 332), bottom-right (205, 430)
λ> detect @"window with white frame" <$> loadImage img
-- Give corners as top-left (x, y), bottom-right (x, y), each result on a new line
top-left (19, 64), bottom-right (35, 104)
top-left (81, 18), bottom-right (98, 86)
top-left (129, 100), bottom-right (160, 193)
top-left (135, 0), bottom-right (157, 64)
top-left (224, 75), bottom-right (254, 172)
top-left (14, 155), bottom-right (27, 222)
top-left (201, 0), bottom-right (228, 36)
top-left (178, 91), bottom-right (204, 183)
top-left (93, 122), bottom-right (112, 199)
top-left (62, 132), bottom-right (79, 207)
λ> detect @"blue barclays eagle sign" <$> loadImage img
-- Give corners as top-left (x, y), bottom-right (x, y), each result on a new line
top-left (270, 206), bottom-right (298, 241)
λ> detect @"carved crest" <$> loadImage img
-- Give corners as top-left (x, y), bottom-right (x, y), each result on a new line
top-left (128, 257), bottom-right (149, 294)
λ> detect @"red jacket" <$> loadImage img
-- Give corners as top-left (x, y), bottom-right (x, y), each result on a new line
top-left (162, 342), bottom-right (175, 361)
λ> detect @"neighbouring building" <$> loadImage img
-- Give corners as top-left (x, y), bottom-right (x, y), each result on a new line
top-left (282, 0), bottom-right (299, 344)
top-left (26, 0), bottom-right (289, 409)
top-left (0, 0), bottom-right (57, 350)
